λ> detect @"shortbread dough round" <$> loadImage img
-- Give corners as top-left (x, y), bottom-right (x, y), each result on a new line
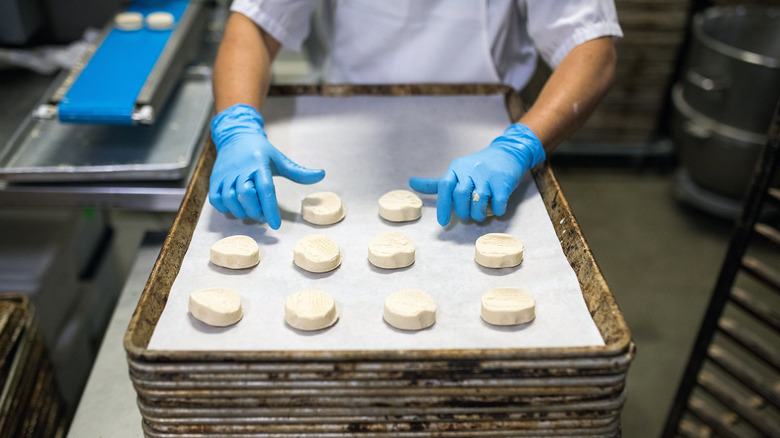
top-left (475, 233), bottom-right (524, 268)
top-left (383, 289), bottom-right (437, 331)
top-left (210, 235), bottom-right (260, 269)
top-left (285, 289), bottom-right (339, 331)
top-left (146, 11), bottom-right (175, 30)
top-left (294, 234), bottom-right (341, 273)
top-left (368, 232), bottom-right (415, 269)
top-left (114, 12), bottom-right (143, 30)
top-left (301, 191), bottom-right (345, 225)
top-left (189, 287), bottom-right (243, 327)
top-left (481, 287), bottom-right (535, 326)
top-left (378, 190), bottom-right (423, 222)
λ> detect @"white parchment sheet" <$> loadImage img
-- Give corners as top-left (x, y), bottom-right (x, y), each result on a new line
top-left (148, 95), bottom-right (605, 351)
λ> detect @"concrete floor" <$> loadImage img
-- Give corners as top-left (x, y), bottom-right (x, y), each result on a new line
top-left (552, 165), bottom-right (741, 437)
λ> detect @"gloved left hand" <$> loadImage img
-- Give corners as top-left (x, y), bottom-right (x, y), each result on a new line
top-left (408, 123), bottom-right (545, 226)
top-left (210, 104), bottom-right (325, 229)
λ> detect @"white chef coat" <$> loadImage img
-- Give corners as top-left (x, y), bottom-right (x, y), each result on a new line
top-left (230, 0), bottom-right (622, 90)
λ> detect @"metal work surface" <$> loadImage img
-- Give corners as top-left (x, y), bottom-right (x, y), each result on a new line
top-left (0, 69), bottom-right (212, 183)
top-left (0, 3), bottom-right (219, 211)
top-left (0, 179), bottom-right (193, 212)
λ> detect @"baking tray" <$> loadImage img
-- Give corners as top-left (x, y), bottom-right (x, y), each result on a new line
top-left (146, 90), bottom-right (610, 353)
top-left (0, 296), bottom-right (67, 438)
top-left (143, 417), bottom-right (621, 436)
top-left (0, 299), bottom-right (28, 387)
top-left (125, 84), bottom-right (633, 436)
top-left (126, 84), bottom-right (632, 359)
top-left (139, 390), bottom-right (626, 437)
top-left (128, 352), bottom-right (634, 381)
top-left (0, 68), bottom-right (213, 183)
top-left (137, 390), bottom-right (627, 420)
top-left (130, 369), bottom-right (628, 391)
top-left (143, 425), bottom-right (622, 438)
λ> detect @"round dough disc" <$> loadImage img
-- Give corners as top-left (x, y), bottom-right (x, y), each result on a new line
top-left (210, 235), bottom-right (260, 269)
top-left (285, 289), bottom-right (339, 331)
top-left (294, 234), bottom-right (341, 273)
top-left (146, 11), bottom-right (175, 30)
top-left (114, 12), bottom-right (143, 31)
top-left (368, 232), bottom-right (415, 269)
top-left (301, 191), bottom-right (345, 225)
top-left (378, 190), bottom-right (423, 222)
top-left (481, 287), bottom-right (535, 326)
top-left (383, 289), bottom-right (437, 331)
top-left (474, 233), bottom-right (524, 268)
top-left (189, 287), bottom-right (243, 327)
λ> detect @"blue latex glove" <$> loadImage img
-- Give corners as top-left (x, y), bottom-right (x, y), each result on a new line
top-left (409, 123), bottom-right (545, 226)
top-left (210, 104), bottom-right (325, 229)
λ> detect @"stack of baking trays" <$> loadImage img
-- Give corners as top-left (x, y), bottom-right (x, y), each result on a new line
top-left (0, 296), bottom-right (67, 437)
top-left (125, 86), bottom-right (634, 437)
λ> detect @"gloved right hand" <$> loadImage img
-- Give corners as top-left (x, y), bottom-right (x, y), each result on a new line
top-left (210, 104), bottom-right (325, 229)
top-left (408, 123), bottom-right (545, 226)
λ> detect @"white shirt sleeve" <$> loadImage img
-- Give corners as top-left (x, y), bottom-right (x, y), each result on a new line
top-left (230, 0), bottom-right (321, 51)
top-left (525, 0), bottom-right (623, 68)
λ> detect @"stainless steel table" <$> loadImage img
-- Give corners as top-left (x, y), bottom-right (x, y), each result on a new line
top-left (66, 234), bottom-right (164, 438)
top-left (0, 162), bottom-right (199, 212)
top-left (0, 68), bottom-right (212, 212)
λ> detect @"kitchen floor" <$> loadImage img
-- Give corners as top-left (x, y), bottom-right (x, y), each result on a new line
top-left (552, 163), bottom-right (772, 437)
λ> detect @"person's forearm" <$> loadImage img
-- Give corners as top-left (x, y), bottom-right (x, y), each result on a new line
top-left (213, 12), bottom-right (281, 113)
top-left (519, 36), bottom-right (617, 152)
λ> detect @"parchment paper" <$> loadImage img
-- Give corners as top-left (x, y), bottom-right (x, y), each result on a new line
top-left (148, 94), bottom-right (605, 351)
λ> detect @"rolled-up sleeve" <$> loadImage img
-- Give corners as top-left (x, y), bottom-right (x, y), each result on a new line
top-left (525, 0), bottom-right (623, 68)
top-left (230, 0), bottom-right (321, 51)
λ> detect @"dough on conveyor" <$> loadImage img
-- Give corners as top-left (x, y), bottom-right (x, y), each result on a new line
top-left (188, 287), bottom-right (243, 327)
top-left (378, 190), bottom-right (423, 222)
top-left (481, 287), bottom-right (535, 326)
top-left (146, 11), bottom-right (175, 30)
top-left (294, 234), bottom-right (341, 273)
top-left (301, 191), bottom-right (345, 225)
top-left (474, 233), bottom-right (524, 268)
top-left (114, 12), bottom-right (144, 31)
top-left (383, 289), bottom-right (437, 331)
top-left (368, 232), bottom-right (415, 269)
top-left (210, 235), bottom-right (260, 269)
top-left (285, 289), bottom-right (339, 331)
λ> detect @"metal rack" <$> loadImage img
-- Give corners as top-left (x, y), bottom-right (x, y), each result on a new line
top-left (662, 101), bottom-right (780, 437)
top-left (0, 296), bottom-right (67, 437)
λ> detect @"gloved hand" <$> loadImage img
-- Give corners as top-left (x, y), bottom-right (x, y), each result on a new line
top-left (210, 104), bottom-right (325, 229)
top-left (408, 123), bottom-right (545, 226)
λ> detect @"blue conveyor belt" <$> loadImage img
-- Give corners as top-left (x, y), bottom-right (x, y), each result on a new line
top-left (58, 0), bottom-right (189, 125)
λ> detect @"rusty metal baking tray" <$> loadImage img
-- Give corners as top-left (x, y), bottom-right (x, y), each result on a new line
top-left (125, 85), bottom-right (634, 437)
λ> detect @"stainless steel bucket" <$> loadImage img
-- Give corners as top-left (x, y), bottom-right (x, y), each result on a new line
top-left (672, 83), bottom-right (775, 199)
top-left (681, 6), bottom-right (780, 134)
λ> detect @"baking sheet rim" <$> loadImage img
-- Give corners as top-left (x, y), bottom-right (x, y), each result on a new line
top-left (124, 85), bottom-right (632, 364)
